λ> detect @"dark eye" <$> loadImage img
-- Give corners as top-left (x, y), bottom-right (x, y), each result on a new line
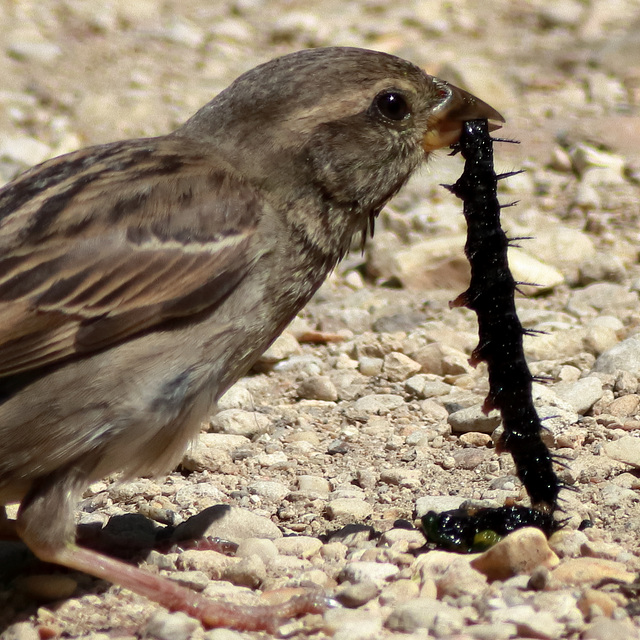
top-left (374, 91), bottom-right (411, 121)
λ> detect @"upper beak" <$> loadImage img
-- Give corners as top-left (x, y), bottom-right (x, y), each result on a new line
top-left (422, 80), bottom-right (505, 151)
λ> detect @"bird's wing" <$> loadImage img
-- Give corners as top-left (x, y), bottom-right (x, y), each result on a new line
top-left (0, 137), bottom-right (264, 378)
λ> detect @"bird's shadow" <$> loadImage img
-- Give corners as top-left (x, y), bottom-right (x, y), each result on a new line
top-left (0, 504), bottom-right (233, 633)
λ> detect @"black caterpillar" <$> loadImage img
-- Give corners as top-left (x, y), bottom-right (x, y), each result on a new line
top-left (422, 504), bottom-right (557, 553)
top-left (444, 120), bottom-right (560, 511)
top-left (420, 120), bottom-right (562, 552)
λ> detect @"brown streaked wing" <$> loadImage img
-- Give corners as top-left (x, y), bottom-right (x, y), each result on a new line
top-left (0, 137), bottom-right (263, 378)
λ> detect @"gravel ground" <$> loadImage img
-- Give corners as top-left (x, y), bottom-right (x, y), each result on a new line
top-left (1, 1), bottom-right (640, 639)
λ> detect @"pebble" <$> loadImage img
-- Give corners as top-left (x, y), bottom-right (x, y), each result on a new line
top-left (490, 604), bottom-right (564, 640)
top-left (594, 337), bottom-right (640, 376)
top-left (217, 385), bottom-right (255, 410)
top-left (385, 598), bottom-right (465, 635)
top-left (607, 394), bottom-right (640, 417)
top-left (379, 579), bottom-right (420, 606)
top-left (0, 134), bottom-right (52, 166)
top-left (352, 393), bottom-right (404, 415)
top-left (603, 435), bottom-right (640, 467)
top-left (448, 405), bottom-right (501, 434)
top-left (258, 331), bottom-right (301, 364)
top-left (145, 611), bottom-right (199, 640)
top-left (553, 376), bottom-right (604, 414)
top-left (415, 495), bottom-right (466, 518)
top-left (471, 528), bottom-right (559, 581)
top-left (550, 557), bottom-right (635, 586)
top-left (210, 409), bottom-right (272, 438)
top-left (0, 623), bottom-right (40, 640)
top-left (325, 498), bottom-right (373, 521)
top-left (340, 561), bottom-right (399, 587)
top-left (296, 375), bottom-right (338, 401)
top-left (466, 622), bottom-right (518, 640)
top-left (584, 619), bottom-right (640, 640)
top-left (235, 537), bottom-right (279, 563)
top-left (297, 474), bottom-right (331, 495)
top-left (570, 283), bottom-right (639, 314)
top-left (508, 248), bottom-right (565, 295)
top-left (549, 529), bottom-right (590, 558)
top-left (577, 588), bottom-right (619, 617)
top-left (274, 536), bottom-right (323, 559)
top-left (324, 607), bottom-right (384, 640)
top-left (173, 505), bottom-right (282, 542)
top-left (383, 351), bottom-right (422, 382)
top-left (223, 554), bottom-right (266, 588)
top-left (358, 356), bottom-right (384, 376)
top-left (379, 468), bottom-right (422, 488)
top-left (248, 480), bottom-right (289, 502)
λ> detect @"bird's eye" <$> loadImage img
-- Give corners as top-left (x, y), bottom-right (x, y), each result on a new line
top-left (374, 91), bottom-right (411, 121)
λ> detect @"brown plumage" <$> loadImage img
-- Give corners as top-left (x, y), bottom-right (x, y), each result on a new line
top-left (0, 47), bottom-right (502, 630)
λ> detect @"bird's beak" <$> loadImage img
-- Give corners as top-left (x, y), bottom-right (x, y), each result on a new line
top-left (422, 80), bottom-right (505, 151)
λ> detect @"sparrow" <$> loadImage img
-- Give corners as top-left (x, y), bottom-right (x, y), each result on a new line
top-left (0, 46), bottom-right (503, 630)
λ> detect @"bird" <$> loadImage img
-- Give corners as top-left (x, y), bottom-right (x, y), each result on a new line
top-left (0, 46), bottom-right (503, 630)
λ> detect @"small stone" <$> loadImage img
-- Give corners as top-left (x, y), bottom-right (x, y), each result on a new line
top-left (173, 505), bottom-right (282, 543)
top-left (248, 480), bottom-right (289, 502)
top-left (467, 622), bottom-right (518, 640)
top-left (585, 325), bottom-right (620, 356)
top-left (352, 394), bottom-right (404, 415)
top-left (490, 604), bottom-right (564, 640)
top-left (274, 536), bottom-right (323, 559)
top-left (569, 283), bottom-right (638, 313)
top-left (382, 352), bottom-right (422, 382)
top-left (379, 468), bottom-right (422, 488)
top-left (217, 385), bottom-right (254, 410)
top-left (358, 356), bottom-right (384, 376)
top-left (336, 580), bottom-right (380, 608)
top-left (0, 134), bottom-right (52, 166)
top-left (577, 588), bottom-right (619, 617)
top-left (471, 528), bottom-right (559, 581)
top-left (448, 405), bottom-right (501, 434)
top-left (550, 557), bottom-right (635, 586)
top-left (379, 579), bottom-right (420, 606)
top-left (415, 495), bottom-right (465, 518)
top-left (340, 561), bottom-right (399, 587)
top-left (258, 331), bottom-right (301, 364)
top-left (210, 409), bottom-right (272, 438)
top-left (297, 475), bottom-right (330, 495)
top-left (607, 394), bottom-right (640, 418)
top-left (324, 607), bottom-right (384, 640)
top-left (593, 337), bottom-right (640, 376)
top-left (548, 529), bottom-right (590, 558)
top-left (235, 538), bottom-right (279, 563)
top-left (603, 435), bottom-right (640, 467)
top-left (296, 376), bottom-right (338, 402)
top-left (385, 598), bottom-right (464, 634)
top-left (0, 622), bottom-right (40, 640)
top-left (146, 611), bottom-right (199, 640)
top-left (325, 498), bottom-right (373, 521)
top-left (508, 248), bottom-right (565, 295)
top-left (452, 447), bottom-right (489, 469)
top-left (459, 432), bottom-right (492, 447)
top-left (553, 376), bottom-right (603, 414)
top-left (581, 618), bottom-right (639, 640)
top-left (223, 554), bottom-right (266, 588)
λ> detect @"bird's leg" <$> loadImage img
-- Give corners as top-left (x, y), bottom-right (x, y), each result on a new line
top-left (15, 471), bottom-right (327, 632)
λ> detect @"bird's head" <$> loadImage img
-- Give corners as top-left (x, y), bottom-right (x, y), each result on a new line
top-left (178, 47), bottom-right (503, 253)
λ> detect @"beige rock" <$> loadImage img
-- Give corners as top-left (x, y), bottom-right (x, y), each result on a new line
top-left (471, 528), bottom-right (559, 581)
top-left (550, 557), bottom-right (635, 587)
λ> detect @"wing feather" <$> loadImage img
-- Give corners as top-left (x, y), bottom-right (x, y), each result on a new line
top-left (0, 137), bottom-right (264, 378)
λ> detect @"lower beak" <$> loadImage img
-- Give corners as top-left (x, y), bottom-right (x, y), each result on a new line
top-left (423, 80), bottom-right (505, 151)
